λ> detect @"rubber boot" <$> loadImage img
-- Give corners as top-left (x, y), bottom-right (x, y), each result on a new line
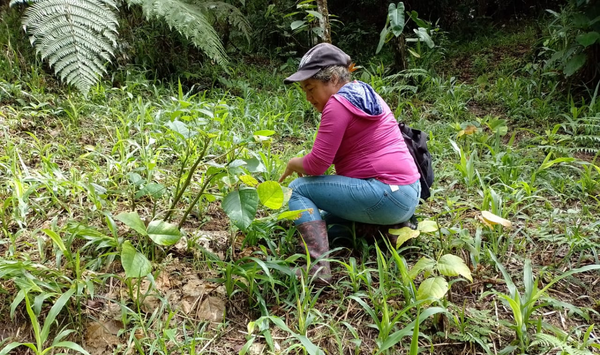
top-left (295, 220), bottom-right (332, 285)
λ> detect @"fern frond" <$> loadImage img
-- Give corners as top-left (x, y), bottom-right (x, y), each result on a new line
top-left (10, 0), bottom-right (42, 5)
top-left (531, 333), bottom-right (594, 355)
top-left (400, 68), bottom-right (429, 79)
top-left (127, 0), bottom-right (228, 66)
top-left (568, 147), bottom-right (599, 154)
top-left (195, 1), bottom-right (251, 43)
top-left (573, 135), bottom-right (600, 144)
top-left (20, 0), bottom-right (118, 95)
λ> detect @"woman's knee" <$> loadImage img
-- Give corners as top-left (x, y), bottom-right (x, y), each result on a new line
top-left (288, 176), bottom-right (315, 193)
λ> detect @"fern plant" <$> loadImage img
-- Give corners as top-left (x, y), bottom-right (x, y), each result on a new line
top-left (10, 0), bottom-right (251, 95)
top-left (564, 115), bottom-right (600, 154)
top-left (531, 332), bottom-right (598, 355)
top-left (10, 0), bottom-right (119, 95)
top-left (128, 0), bottom-right (228, 66)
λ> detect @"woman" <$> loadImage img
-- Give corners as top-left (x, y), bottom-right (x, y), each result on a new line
top-left (279, 43), bottom-right (421, 284)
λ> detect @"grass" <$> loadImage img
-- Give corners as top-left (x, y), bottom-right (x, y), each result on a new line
top-left (1, 18), bottom-right (600, 355)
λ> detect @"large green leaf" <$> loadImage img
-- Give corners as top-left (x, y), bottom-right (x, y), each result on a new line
top-left (563, 53), bottom-right (587, 76)
top-left (376, 26), bottom-right (390, 54)
top-left (116, 212), bottom-right (147, 236)
top-left (305, 10), bottom-right (324, 21)
top-left (436, 254), bottom-right (472, 282)
top-left (147, 220), bottom-right (182, 246)
top-left (414, 27), bottom-right (434, 48)
top-left (416, 276), bottom-right (448, 301)
top-left (417, 220), bottom-right (439, 233)
top-left (576, 31), bottom-right (600, 47)
top-left (121, 241), bottom-right (152, 278)
top-left (257, 181), bottom-right (284, 209)
top-left (165, 120), bottom-right (194, 139)
top-left (291, 20), bottom-right (306, 31)
top-left (388, 2), bottom-right (405, 37)
top-left (408, 257), bottom-right (436, 280)
top-left (223, 188), bottom-right (259, 230)
top-left (245, 156), bottom-right (267, 173)
top-left (135, 183), bottom-right (166, 199)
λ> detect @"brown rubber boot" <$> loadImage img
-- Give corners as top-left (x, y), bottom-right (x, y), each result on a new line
top-left (295, 220), bottom-right (332, 285)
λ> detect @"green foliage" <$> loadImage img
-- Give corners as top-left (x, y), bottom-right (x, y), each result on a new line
top-left (128, 0), bottom-right (228, 66)
top-left (8, 0), bottom-right (253, 94)
top-left (487, 252), bottom-right (600, 352)
top-left (408, 253), bottom-right (472, 302)
top-left (223, 188), bottom-right (259, 230)
top-left (9, 0), bottom-right (118, 95)
top-left (0, 289), bottom-right (89, 355)
top-left (121, 240), bottom-right (153, 278)
top-left (377, 3), bottom-right (434, 54)
top-left (286, 0), bottom-right (328, 46)
top-left (376, 2), bottom-right (437, 70)
top-left (541, 0), bottom-right (600, 79)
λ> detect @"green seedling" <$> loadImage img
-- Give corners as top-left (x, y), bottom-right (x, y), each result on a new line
top-left (0, 288), bottom-right (89, 355)
top-left (245, 315), bottom-right (324, 355)
top-left (486, 251), bottom-right (600, 353)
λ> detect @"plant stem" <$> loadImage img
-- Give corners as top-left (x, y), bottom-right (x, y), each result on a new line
top-left (165, 136), bottom-right (213, 222)
top-left (178, 174), bottom-right (215, 229)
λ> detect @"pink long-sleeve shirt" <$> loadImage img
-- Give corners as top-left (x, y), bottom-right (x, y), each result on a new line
top-left (302, 89), bottom-right (420, 186)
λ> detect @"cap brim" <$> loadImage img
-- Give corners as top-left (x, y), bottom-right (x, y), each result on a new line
top-left (283, 68), bottom-right (321, 84)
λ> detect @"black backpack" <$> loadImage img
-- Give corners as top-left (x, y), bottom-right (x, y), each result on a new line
top-left (399, 122), bottom-right (434, 201)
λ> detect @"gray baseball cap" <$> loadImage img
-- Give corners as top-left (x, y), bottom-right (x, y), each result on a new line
top-left (284, 43), bottom-right (351, 84)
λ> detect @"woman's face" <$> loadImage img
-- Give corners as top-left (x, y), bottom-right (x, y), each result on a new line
top-left (300, 78), bottom-right (341, 113)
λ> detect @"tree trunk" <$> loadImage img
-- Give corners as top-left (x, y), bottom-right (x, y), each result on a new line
top-left (394, 34), bottom-right (407, 72)
top-left (316, 0), bottom-right (331, 44)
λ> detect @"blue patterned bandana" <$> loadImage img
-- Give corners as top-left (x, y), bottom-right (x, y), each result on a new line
top-left (336, 81), bottom-right (383, 116)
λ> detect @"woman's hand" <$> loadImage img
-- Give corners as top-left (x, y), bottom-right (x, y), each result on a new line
top-left (279, 157), bottom-right (306, 182)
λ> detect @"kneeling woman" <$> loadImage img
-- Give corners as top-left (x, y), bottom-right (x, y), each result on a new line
top-left (279, 43), bottom-right (421, 284)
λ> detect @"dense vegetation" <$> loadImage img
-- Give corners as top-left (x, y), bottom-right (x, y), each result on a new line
top-left (1, 0), bottom-right (600, 354)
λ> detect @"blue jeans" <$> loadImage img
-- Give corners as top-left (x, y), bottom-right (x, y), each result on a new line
top-left (288, 175), bottom-right (420, 225)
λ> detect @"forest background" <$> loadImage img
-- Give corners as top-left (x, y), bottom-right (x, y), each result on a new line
top-left (1, 0), bottom-right (600, 354)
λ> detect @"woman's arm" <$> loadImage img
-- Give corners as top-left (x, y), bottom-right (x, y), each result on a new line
top-left (278, 156), bottom-right (306, 182)
top-left (302, 98), bottom-right (353, 175)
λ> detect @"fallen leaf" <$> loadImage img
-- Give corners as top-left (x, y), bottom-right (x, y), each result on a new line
top-left (142, 295), bottom-right (161, 313)
top-left (84, 320), bottom-right (121, 355)
top-left (480, 210), bottom-right (512, 229)
top-left (182, 277), bottom-right (208, 298)
top-left (197, 296), bottom-right (225, 323)
top-left (155, 271), bottom-right (172, 291)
